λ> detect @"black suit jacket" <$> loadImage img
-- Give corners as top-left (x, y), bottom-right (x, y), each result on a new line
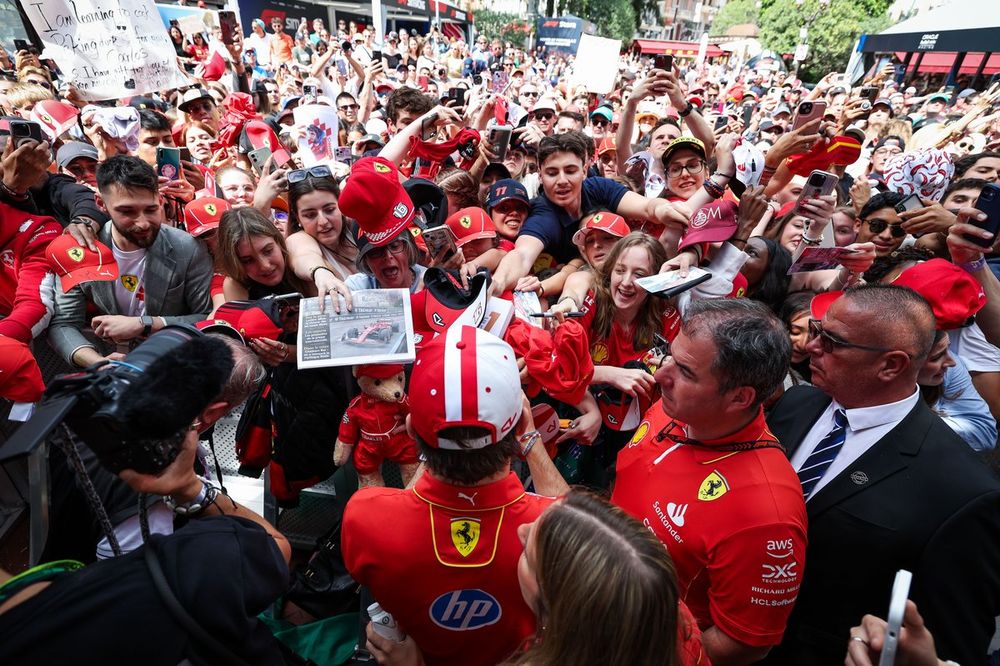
top-left (763, 386), bottom-right (1000, 665)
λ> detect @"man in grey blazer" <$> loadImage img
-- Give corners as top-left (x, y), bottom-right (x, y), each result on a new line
top-left (48, 156), bottom-right (212, 367)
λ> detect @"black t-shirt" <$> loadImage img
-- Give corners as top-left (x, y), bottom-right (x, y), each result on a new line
top-left (384, 52), bottom-right (402, 70)
top-left (0, 517), bottom-right (292, 665)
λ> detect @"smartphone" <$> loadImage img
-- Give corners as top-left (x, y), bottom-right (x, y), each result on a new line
top-left (878, 570), bottom-right (913, 666)
top-left (421, 112), bottom-right (438, 141)
top-left (178, 146), bottom-right (191, 163)
top-left (448, 87), bottom-right (466, 106)
top-left (490, 71), bottom-right (509, 94)
top-left (418, 75), bottom-right (429, 90)
top-left (156, 146), bottom-right (181, 181)
top-left (341, 40), bottom-right (352, 52)
top-left (713, 114), bottom-right (729, 131)
top-left (742, 103), bottom-right (754, 127)
top-left (795, 170), bottom-right (838, 214)
top-left (13, 39), bottom-right (31, 54)
top-left (969, 183), bottom-right (1000, 248)
top-left (653, 54), bottom-right (672, 71)
top-left (860, 86), bottom-right (879, 103)
top-left (792, 100), bottom-right (827, 130)
top-left (421, 224), bottom-right (457, 263)
top-left (248, 146), bottom-right (273, 177)
top-left (372, 50), bottom-right (383, 64)
top-left (894, 193), bottom-right (923, 214)
top-left (218, 11), bottom-right (238, 45)
top-left (487, 121), bottom-right (513, 162)
top-left (9, 120), bottom-right (44, 148)
top-left (336, 59), bottom-right (348, 76)
top-left (303, 83), bottom-right (319, 97)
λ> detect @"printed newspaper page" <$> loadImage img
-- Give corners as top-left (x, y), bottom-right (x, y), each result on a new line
top-left (297, 289), bottom-right (415, 369)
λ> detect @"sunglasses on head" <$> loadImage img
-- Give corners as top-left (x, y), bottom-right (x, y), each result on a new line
top-left (288, 165), bottom-right (333, 183)
top-left (864, 218), bottom-right (906, 238)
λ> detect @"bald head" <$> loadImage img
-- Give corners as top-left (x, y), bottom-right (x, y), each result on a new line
top-left (841, 285), bottom-right (935, 366)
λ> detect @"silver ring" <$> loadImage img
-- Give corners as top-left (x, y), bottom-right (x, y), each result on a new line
top-left (850, 636), bottom-right (869, 646)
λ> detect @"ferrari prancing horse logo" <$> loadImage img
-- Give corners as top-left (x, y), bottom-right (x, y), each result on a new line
top-left (451, 517), bottom-right (480, 557)
top-left (67, 247), bottom-right (85, 262)
top-left (121, 275), bottom-right (139, 292)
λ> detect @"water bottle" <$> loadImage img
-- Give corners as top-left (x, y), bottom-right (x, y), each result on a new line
top-left (368, 601), bottom-right (405, 642)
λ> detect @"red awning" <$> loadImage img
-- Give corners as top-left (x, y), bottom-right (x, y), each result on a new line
top-left (896, 51), bottom-right (1000, 74)
top-left (633, 39), bottom-right (724, 59)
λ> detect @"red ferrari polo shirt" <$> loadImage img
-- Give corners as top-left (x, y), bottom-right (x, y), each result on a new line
top-left (612, 405), bottom-right (808, 648)
top-left (342, 472), bottom-right (553, 666)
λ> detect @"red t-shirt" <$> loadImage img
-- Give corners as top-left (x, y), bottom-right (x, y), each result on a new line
top-left (343, 473), bottom-right (553, 666)
top-left (612, 406), bottom-right (808, 648)
top-left (577, 290), bottom-right (681, 368)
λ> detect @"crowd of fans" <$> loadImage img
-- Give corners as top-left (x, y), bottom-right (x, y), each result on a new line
top-left (1, 12), bottom-right (1000, 666)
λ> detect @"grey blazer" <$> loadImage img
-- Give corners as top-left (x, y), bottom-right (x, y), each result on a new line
top-left (48, 222), bottom-right (213, 364)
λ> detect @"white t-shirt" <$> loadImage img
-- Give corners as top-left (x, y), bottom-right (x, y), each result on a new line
top-left (245, 32), bottom-right (273, 67)
top-left (112, 243), bottom-right (148, 317)
top-left (949, 322), bottom-right (1000, 372)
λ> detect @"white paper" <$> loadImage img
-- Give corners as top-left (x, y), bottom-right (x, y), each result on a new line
top-left (23, 0), bottom-right (189, 101)
top-left (297, 289), bottom-right (415, 369)
top-left (293, 104), bottom-right (339, 168)
top-left (636, 267), bottom-right (712, 295)
top-left (570, 34), bottom-right (622, 94)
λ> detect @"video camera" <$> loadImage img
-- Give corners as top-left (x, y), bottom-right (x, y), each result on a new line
top-left (1, 326), bottom-right (224, 475)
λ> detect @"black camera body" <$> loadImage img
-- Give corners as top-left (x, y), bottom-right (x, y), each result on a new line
top-left (3, 326), bottom-right (211, 475)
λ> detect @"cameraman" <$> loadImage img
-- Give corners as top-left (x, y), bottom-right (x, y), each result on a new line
top-left (0, 333), bottom-right (295, 664)
top-left (43, 330), bottom-right (267, 562)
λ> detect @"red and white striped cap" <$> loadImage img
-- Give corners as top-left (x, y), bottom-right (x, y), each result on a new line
top-left (409, 325), bottom-right (522, 450)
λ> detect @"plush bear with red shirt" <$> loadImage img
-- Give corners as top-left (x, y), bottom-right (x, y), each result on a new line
top-left (334, 364), bottom-right (420, 488)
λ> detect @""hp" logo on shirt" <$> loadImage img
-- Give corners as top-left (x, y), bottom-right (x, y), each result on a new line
top-left (429, 589), bottom-right (502, 631)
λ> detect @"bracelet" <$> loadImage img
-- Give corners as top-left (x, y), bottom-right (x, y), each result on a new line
top-left (960, 256), bottom-right (987, 273)
top-left (800, 235), bottom-right (823, 246)
top-left (678, 101), bottom-right (694, 118)
top-left (538, 283), bottom-right (545, 297)
top-left (517, 430), bottom-right (541, 459)
top-left (0, 180), bottom-right (29, 201)
top-left (309, 265), bottom-right (334, 281)
top-left (713, 171), bottom-right (736, 181)
top-left (703, 178), bottom-right (725, 199)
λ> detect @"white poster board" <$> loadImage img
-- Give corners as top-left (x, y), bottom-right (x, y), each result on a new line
top-left (22, 0), bottom-right (189, 101)
top-left (570, 34), bottom-right (621, 94)
top-left (293, 104), bottom-right (339, 168)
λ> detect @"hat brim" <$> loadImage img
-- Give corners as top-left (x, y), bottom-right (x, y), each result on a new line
top-left (677, 224), bottom-right (738, 251)
top-left (59, 265), bottom-right (120, 292)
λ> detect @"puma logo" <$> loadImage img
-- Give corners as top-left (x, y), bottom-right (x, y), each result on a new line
top-left (457, 492), bottom-right (478, 505)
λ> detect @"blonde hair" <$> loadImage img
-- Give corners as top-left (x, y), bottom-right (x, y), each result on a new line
top-left (591, 232), bottom-right (666, 352)
top-left (6, 82), bottom-right (53, 110)
top-left (511, 491), bottom-right (681, 666)
top-left (16, 66), bottom-right (51, 83)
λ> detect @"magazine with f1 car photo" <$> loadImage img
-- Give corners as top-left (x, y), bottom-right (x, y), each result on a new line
top-left (297, 289), bottom-right (415, 368)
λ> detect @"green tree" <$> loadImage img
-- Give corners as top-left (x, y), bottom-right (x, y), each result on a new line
top-left (709, 0), bottom-right (759, 36)
top-left (759, 0), bottom-right (890, 81)
top-left (563, 0), bottom-right (637, 43)
top-left (474, 9), bottom-right (533, 45)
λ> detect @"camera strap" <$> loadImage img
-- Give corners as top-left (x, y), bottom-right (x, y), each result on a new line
top-left (144, 538), bottom-right (252, 666)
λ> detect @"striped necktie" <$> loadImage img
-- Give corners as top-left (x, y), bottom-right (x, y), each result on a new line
top-left (797, 408), bottom-right (848, 500)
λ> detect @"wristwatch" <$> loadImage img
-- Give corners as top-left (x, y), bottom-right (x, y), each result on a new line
top-left (163, 478), bottom-right (220, 516)
top-left (140, 315), bottom-right (154, 337)
top-left (678, 101), bottom-right (695, 118)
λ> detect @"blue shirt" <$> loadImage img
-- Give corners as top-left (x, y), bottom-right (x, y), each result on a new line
top-left (519, 177), bottom-right (628, 265)
top-left (936, 355), bottom-right (997, 451)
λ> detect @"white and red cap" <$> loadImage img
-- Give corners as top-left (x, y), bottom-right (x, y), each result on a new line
top-left (571, 211), bottom-right (630, 248)
top-left (409, 325), bottom-right (522, 450)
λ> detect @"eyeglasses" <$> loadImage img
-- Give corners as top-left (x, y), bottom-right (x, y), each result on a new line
top-left (533, 111), bottom-right (554, 121)
top-left (366, 238), bottom-right (408, 260)
top-left (185, 101), bottom-right (214, 114)
top-left (288, 165), bottom-right (333, 183)
top-left (339, 103), bottom-right (359, 111)
top-left (666, 160), bottom-right (706, 178)
top-left (808, 319), bottom-right (894, 355)
top-left (874, 146), bottom-right (902, 156)
top-left (521, 91), bottom-right (539, 98)
top-left (864, 218), bottom-right (906, 238)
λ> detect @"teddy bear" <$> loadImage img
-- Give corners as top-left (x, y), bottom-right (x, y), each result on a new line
top-left (334, 364), bottom-right (421, 488)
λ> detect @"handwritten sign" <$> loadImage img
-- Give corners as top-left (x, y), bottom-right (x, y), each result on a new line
top-left (22, 0), bottom-right (189, 101)
top-left (570, 34), bottom-right (621, 94)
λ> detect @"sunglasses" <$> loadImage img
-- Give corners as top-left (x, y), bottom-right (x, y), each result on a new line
top-left (521, 91), bottom-right (539, 98)
top-left (288, 165), bottom-right (333, 183)
top-left (533, 111), bottom-right (554, 121)
top-left (808, 319), bottom-right (895, 355)
top-left (864, 218), bottom-right (906, 238)
top-left (339, 103), bottom-right (359, 111)
top-left (592, 118), bottom-right (609, 127)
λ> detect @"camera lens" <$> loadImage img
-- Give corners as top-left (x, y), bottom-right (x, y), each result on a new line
top-left (801, 103), bottom-right (812, 113)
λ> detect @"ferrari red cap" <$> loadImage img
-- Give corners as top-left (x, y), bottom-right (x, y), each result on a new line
top-left (339, 157), bottom-right (414, 247)
top-left (810, 290), bottom-right (844, 320)
top-left (894, 258), bottom-right (986, 330)
top-left (409, 325), bottom-right (522, 450)
top-left (356, 363), bottom-right (405, 379)
top-left (45, 236), bottom-right (119, 292)
top-left (571, 211), bottom-right (630, 248)
top-left (445, 207), bottom-right (495, 247)
top-left (678, 200), bottom-right (739, 251)
top-left (184, 196), bottom-right (229, 237)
